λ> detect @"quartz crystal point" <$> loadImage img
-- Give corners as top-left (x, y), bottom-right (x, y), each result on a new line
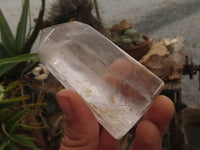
top-left (38, 21), bottom-right (164, 139)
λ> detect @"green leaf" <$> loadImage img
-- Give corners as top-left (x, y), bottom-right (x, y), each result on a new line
top-left (15, 0), bottom-right (29, 52)
top-left (0, 42), bottom-right (13, 58)
top-left (9, 121), bottom-right (19, 135)
top-left (0, 53), bottom-right (40, 78)
top-left (12, 134), bottom-right (37, 150)
top-left (21, 0), bottom-right (45, 54)
top-left (0, 132), bottom-right (5, 141)
top-left (0, 63), bottom-right (19, 79)
top-left (7, 141), bottom-right (21, 150)
top-left (0, 95), bottom-right (30, 109)
top-left (0, 9), bottom-right (15, 55)
top-left (0, 53), bottom-right (39, 65)
top-left (0, 140), bottom-right (9, 150)
top-left (5, 109), bottom-right (28, 126)
top-left (1, 124), bottom-right (37, 149)
top-left (21, 61), bottom-right (39, 75)
top-left (0, 108), bottom-right (12, 122)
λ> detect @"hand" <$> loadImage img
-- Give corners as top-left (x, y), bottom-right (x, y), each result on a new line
top-left (56, 89), bottom-right (174, 150)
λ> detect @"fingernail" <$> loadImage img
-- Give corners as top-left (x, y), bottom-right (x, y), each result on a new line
top-left (56, 96), bottom-right (73, 120)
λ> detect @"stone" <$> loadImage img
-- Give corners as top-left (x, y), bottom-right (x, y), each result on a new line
top-left (140, 37), bottom-right (184, 81)
top-left (38, 21), bottom-right (164, 139)
top-left (140, 41), bottom-right (170, 63)
top-left (141, 54), bottom-right (183, 80)
top-left (110, 19), bottom-right (132, 33)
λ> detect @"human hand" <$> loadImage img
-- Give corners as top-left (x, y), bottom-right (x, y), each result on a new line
top-left (56, 89), bottom-right (174, 150)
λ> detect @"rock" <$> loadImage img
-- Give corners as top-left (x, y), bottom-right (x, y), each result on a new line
top-left (141, 54), bottom-right (183, 80)
top-left (163, 38), bottom-right (171, 46)
top-left (162, 38), bottom-right (178, 46)
top-left (110, 19), bottom-right (132, 33)
top-left (140, 41), bottom-right (170, 63)
top-left (140, 37), bottom-right (184, 80)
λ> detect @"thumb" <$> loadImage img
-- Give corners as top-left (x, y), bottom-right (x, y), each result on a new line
top-left (56, 89), bottom-right (99, 150)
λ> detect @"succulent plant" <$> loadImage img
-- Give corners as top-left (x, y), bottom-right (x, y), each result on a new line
top-left (120, 28), bottom-right (146, 48)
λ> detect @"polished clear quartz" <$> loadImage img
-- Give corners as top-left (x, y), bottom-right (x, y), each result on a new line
top-left (38, 21), bottom-right (164, 139)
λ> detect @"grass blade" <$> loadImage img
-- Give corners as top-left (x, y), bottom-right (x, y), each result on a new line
top-left (15, 0), bottom-right (29, 52)
top-left (0, 9), bottom-right (15, 55)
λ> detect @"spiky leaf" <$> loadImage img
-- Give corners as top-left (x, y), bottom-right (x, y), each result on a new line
top-left (0, 132), bottom-right (5, 142)
top-left (9, 121), bottom-right (19, 135)
top-left (0, 108), bottom-right (12, 122)
top-left (0, 43), bottom-right (12, 58)
top-left (21, 0), bottom-right (45, 54)
top-left (6, 141), bottom-right (21, 150)
top-left (0, 63), bottom-right (19, 79)
top-left (15, 0), bottom-right (29, 52)
top-left (0, 140), bottom-right (9, 150)
top-left (0, 53), bottom-right (40, 78)
top-left (0, 9), bottom-right (15, 55)
top-left (5, 109), bottom-right (28, 126)
top-left (2, 123), bottom-right (37, 149)
top-left (12, 134), bottom-right (37, 150)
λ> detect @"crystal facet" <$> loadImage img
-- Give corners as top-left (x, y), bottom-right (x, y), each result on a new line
top-left (38, 21), bottom-right (164, 139)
